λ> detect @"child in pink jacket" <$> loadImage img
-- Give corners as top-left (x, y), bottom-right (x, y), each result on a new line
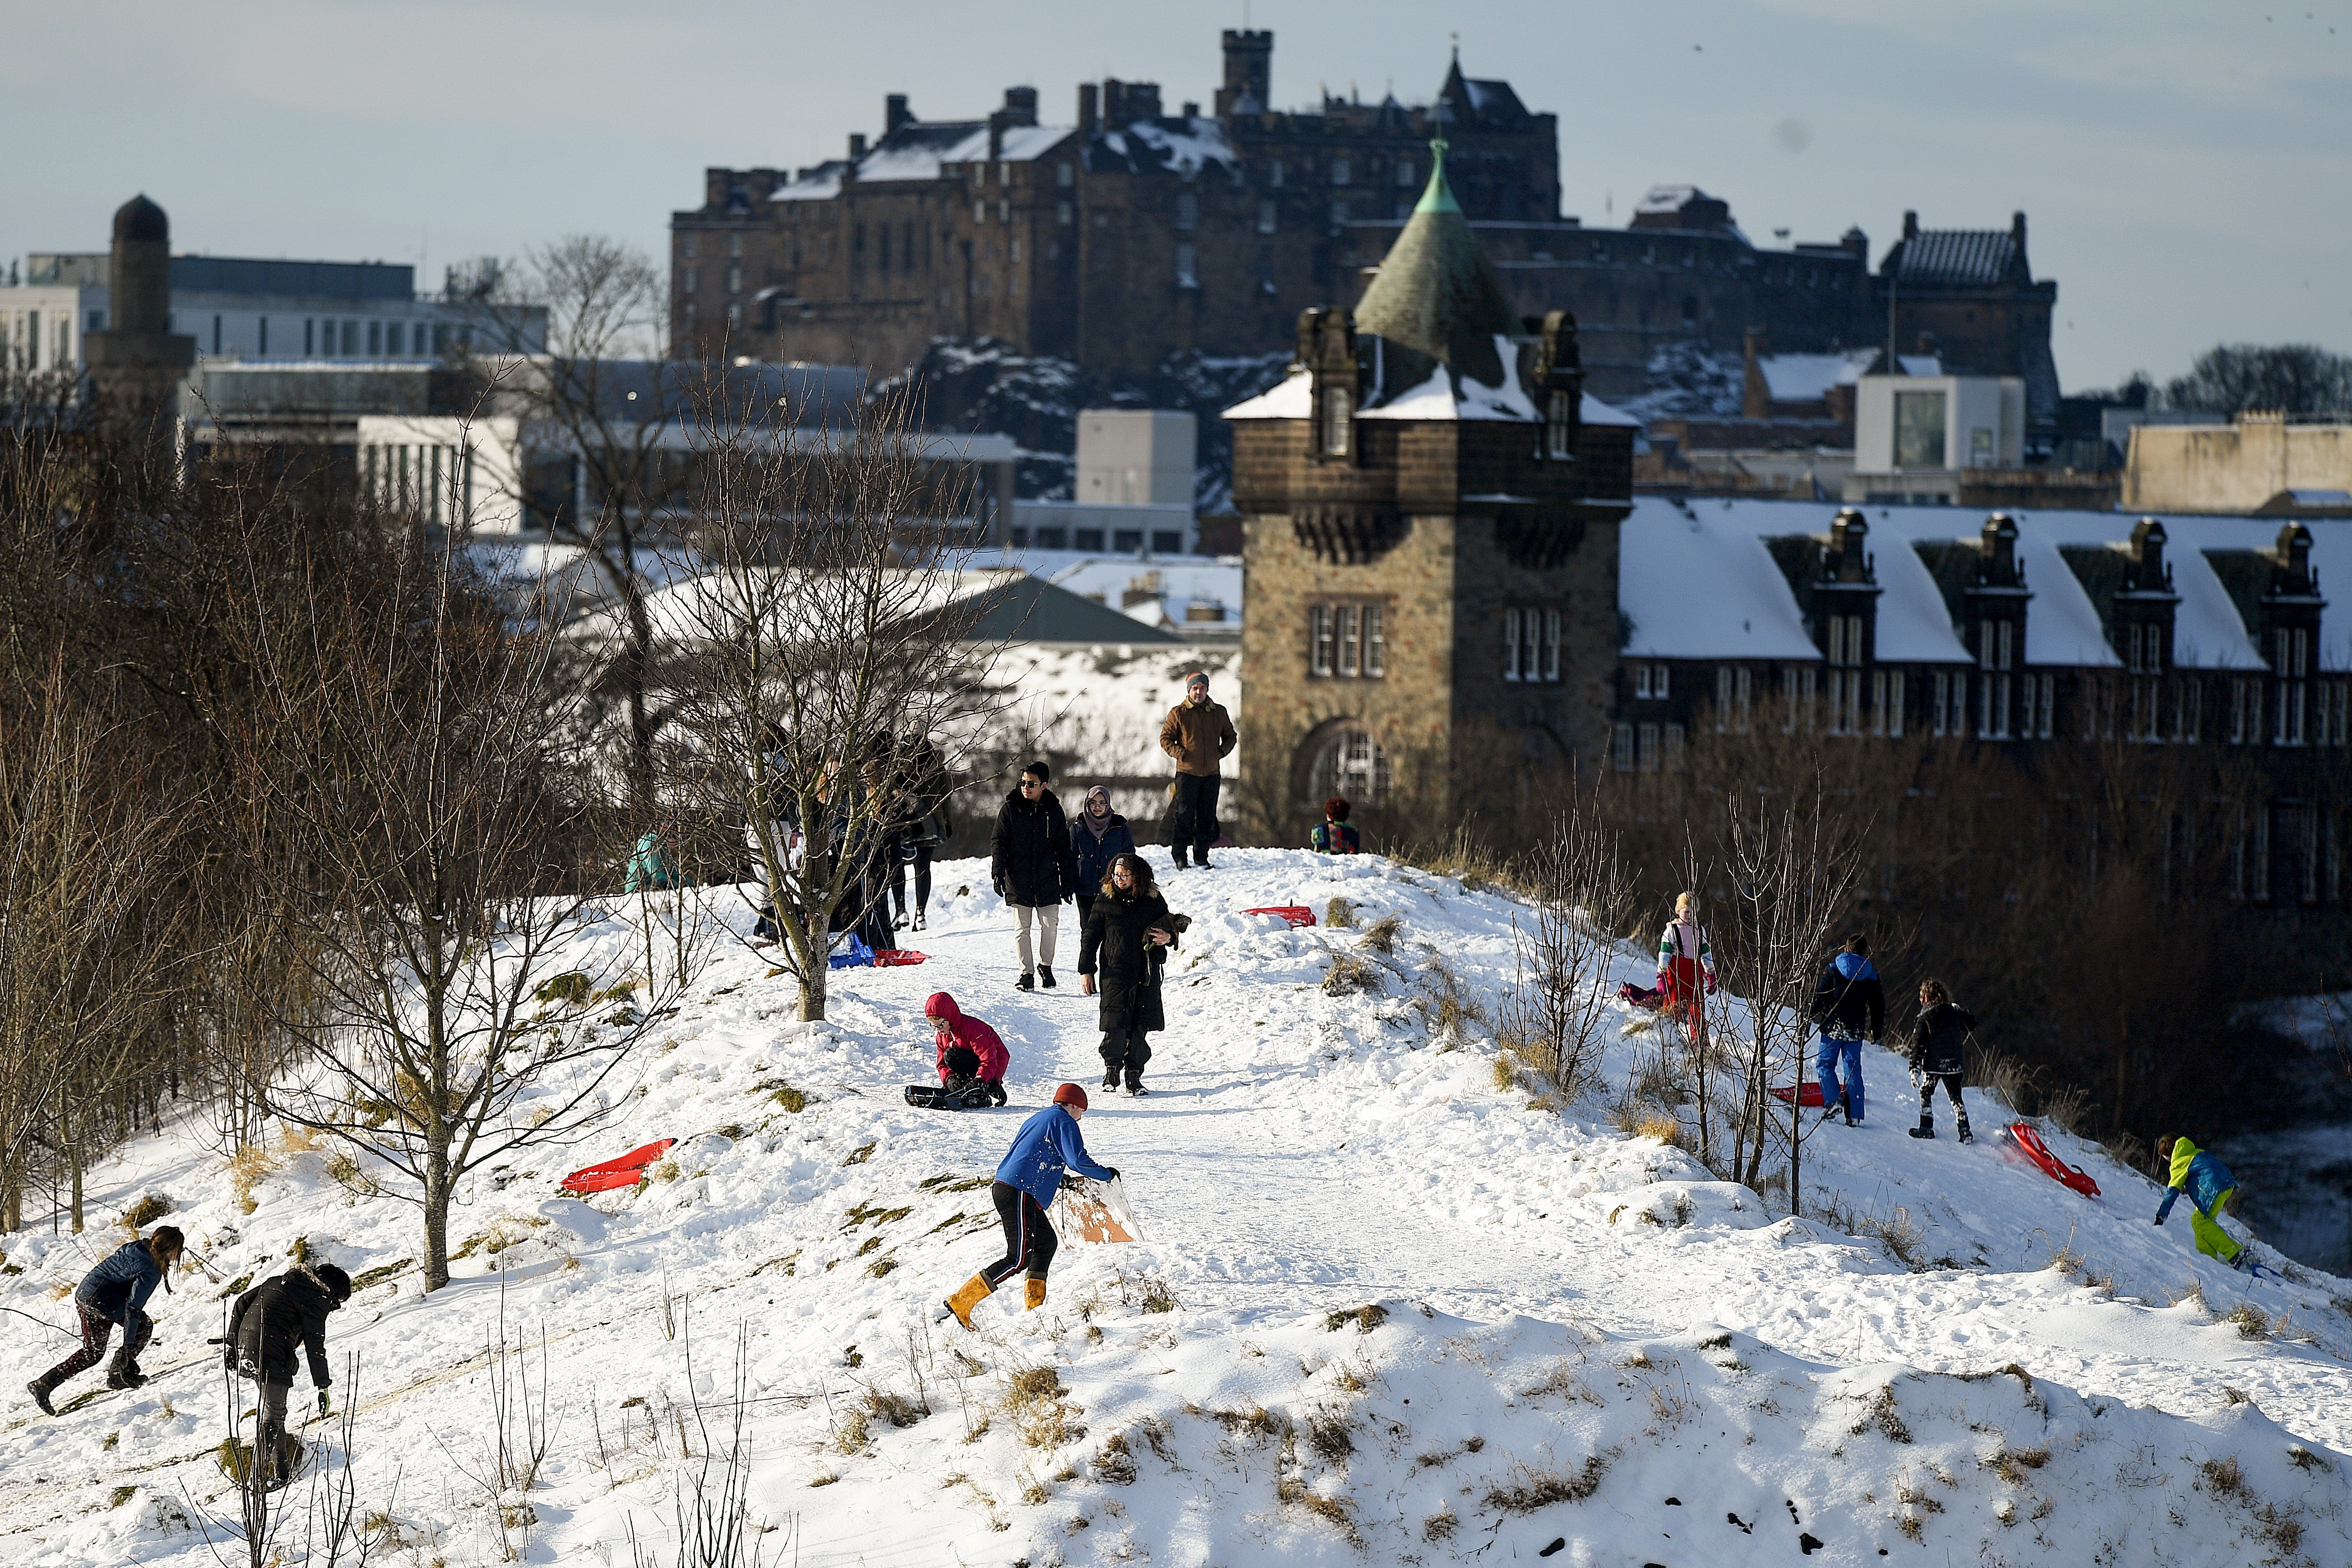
top-left (926, 992), bottom-right (1009, 1106)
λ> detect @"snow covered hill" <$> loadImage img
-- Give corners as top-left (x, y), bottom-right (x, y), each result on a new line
top-left (4, 851), bottom-right (2348, 1566)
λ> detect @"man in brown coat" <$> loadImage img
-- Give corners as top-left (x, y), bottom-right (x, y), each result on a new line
top-left (1158, 671), bottom-right (1237, 869)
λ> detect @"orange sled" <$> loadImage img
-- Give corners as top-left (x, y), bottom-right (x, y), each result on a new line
top-left (560, 1137), bottom-right (675, 1195)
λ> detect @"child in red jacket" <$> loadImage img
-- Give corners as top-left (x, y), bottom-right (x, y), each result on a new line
top-left (926, 992), bottom-right (1009, 1106)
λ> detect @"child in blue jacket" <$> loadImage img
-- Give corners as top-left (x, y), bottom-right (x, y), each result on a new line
top-left (2153, 1134), bottom-right (2246, 1269)
top-left (943, 1084), bottom-right (1117, 1325)
top-left (28, 1227), bottom-right (184, 1414)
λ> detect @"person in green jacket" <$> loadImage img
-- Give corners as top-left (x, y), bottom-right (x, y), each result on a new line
top-left (2153, 1134), bottom-right (2246, 1269)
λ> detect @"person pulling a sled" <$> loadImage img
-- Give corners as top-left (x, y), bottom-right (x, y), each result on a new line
top-left (943, 1084), bottom-right (1118, 1325)
top-left (226, 1260), bottom-right (353, 1486)
top-left (1906, 979), bottom-right (1974, 1143)
top-left (1810, 933), bottom-right (1885, 1126)
top-left (926, 991), bottom-right (1010, 1107)
top-left (28, 1226), bottom-right (185, 1414)
top-left (1079, 851), bottom-right (1179, 1096)
top-left (2154, 1134), bottom-right (2250, 1270)
top-left (1654, 891), bottom-right (1716, 1044)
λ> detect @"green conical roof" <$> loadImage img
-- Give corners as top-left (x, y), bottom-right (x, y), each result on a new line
top-left (1352, 139), bottom-right (1520, 389)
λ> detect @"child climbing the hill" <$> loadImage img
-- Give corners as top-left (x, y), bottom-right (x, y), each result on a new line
top-left (2154, 1134), bottom-right (2249, 1269)
top-left (1906, 979), bottom-right (1974, 1143)
top-left (1079, 852), bottom-right (1179, 1096)
top-left (1654, 892), bottom-right (1716, 1046)
top-left (1810, 934), bottom-right (1885, 1126)
top-left (27, 1227), bottom-right (184, 1414)
top-left (926, 991), bottom-right (1010, 1107)
top-left (942, 1084), bottom-right (1119, 1325)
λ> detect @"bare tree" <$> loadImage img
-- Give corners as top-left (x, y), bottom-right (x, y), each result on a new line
top-left (1715, 777), bottom-right (1872, 1214)
top-left (1501, 792), bottom-right (1634, 1107)
top-left (0, 655), bottom-right (189, 1231)
top-left (665, 381), bottom-right (1019, 1021)
top-left (210, 460), bottom-right (664, 1291)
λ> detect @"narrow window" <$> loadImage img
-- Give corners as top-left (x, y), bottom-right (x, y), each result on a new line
top-left (1504, 610), bottom-right (1523, 682)
top-left (1664, 724), bottom-right (1686, 771)
top-left (304, 318), bottom-right (314, 355)
top-left (1648, 659), bottom-right (1664, 697)
top-left (1330, 157), bottom-right (1351, 186)
top-left (212, 314), bottom-right (222, 354)
top-left (1338, 605), bottom-right (1360, 676)
top-left (1363, 606), bottom-right (1385, 678)
top-left (1638, 723), bottom-right (1661, 773)
top-left (1544, 613), bottom-right (1562, 682)
top-left (1257, 200), bottom-right (1276, 235)
top-left (1546, 390), bottom-right (1574, 458)
top-left (257, 316), bottom-right (268, 355)
top-left (1319, 386), bottom-right (1352, 457)
top-left (1736, 667), bottom-right (1751, 732)
top-left (1633, 663), bottom-right (1650, 699)
top-left (1715, 667), bottom-right (1732, 732)
top-left (1311, 605), bottom-right (1336, 676)
top-left (1177, 193), bottom-right (1198, 231)
top-left (1613, 723), bottom-right (1635, 771)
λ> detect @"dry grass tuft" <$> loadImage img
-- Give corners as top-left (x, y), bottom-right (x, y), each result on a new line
top-left (1095, 1433), bottom-right (1137, 1485)
top-left (1321, 1303), bottom-right (1388, 1335)
top-left (1323, 952), bottom-right (1383, 997)
top-left (1324, 897), bottom-right (1356, 930)
top-left (1303, 1404), bottom-right (1355, 1464)
top-left (1484, 1454), bottom-right (1608, 1512)
top-left (1002, 1366), bottom-right (1085, 1450)
top-left (1358, 914), bottom-right (1403, 955)
top-left (226, 1146), bottom-right (282, 1214)
top-left (118, 1195), bottom-right (172, 1229)
top-left (2199, 1455), bottom-right (2242, 1495)
top-left (1617, 1108), bottom-right (1691, 1152)
top-left (1421, 1506), bottom-right (1458, 1541)
top-left (2225, 1302), bottom-right (2271, 1340)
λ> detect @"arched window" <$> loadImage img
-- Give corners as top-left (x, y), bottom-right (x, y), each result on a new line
top-left (1319, 727), bottom-right (1391, 805)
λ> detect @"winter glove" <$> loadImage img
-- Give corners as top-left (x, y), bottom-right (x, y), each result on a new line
top-left (1102, 1167), bottom-right (1120, 1183)
top-left (992, 878), bottom-right (1006, 899)
top-left (318, 1390), bottom-right (331, 1417)
top-left (1910, 1067), bottom-right (1923, 1091)
top-left (1059, 1175), bottom-right (1086, 1192)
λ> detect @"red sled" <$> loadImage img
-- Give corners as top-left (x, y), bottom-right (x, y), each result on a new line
top-left (560, 1137), bottom-right (675, 1195)
top-left (1617, 981), bottom-right (1666, 1010)
top-left (872, 949), bottom-right (928, 967)
top-left (2007, 1123), bottom-right (2100, 1199)
top-left (1245, 906), bottom-right (1317, 928)
top-left (1769, 1082), bottom-right (1828, 1107)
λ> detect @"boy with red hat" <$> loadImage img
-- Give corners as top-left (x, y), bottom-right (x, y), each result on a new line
top-left (943, 1084), bottom-right (1117, 1324)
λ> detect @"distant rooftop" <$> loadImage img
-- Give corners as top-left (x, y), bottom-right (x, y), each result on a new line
top-left (22, 252), bottom-right (416, 300)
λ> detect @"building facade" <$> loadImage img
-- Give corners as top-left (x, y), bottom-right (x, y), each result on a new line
top-left (672, 31), bottom-right (2060, 419)
top-left (1228, 149), bottom-right (1637, 824)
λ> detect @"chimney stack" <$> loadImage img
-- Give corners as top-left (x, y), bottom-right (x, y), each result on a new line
top-left (885, 94), bottom-right (910, 135)
top-left (1078, 82), bottom-right (1098, 134)
top-left (1002, 85), bottom-right (1038, 126)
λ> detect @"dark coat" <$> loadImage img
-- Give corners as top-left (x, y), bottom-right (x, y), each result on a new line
top-left (1809, 952), bottom-right (1885, 1041)
top-left (75, 1241), bottom-right (166, 1325)
top-left (1071, 810), bottom-right (1137, 890)
top-left (1079, 887), bottom-right (1178, 1034)
top-left (229, 1270), bottom-right (339, 1388)
top-left (991, 787), bottom-right (1073, 907)
top-left (1909, 1002), bottom-right (1975, 1077)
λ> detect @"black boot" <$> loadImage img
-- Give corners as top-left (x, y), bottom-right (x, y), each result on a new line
top-left (1170, 847), bottom-right (1189, 870)
top-left (1103, 1067), bottom-right (1119, 1090)
top-left (1015, 970), bottom-right (1035, 991)
top-left (1956, 1119), bottom-right (1973, 1144)
top-left (1908, 1118), bottom-right (1936, 1140)
top-left (27, 1379), bottom-right (56, 1417)
top-left (1038, 964), bottom-right (1056, 990)
top-left (1124, 1070), bottom-right (1147, 1097)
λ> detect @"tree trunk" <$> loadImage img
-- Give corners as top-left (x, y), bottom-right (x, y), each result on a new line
top-left (423, 1136), bottom-right (452, 1291)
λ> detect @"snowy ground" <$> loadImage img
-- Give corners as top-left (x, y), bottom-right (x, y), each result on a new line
top-left (4, 851), bottom-right (2349, 1566)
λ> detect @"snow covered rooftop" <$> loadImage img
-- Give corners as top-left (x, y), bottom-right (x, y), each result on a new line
top-left (1094, 117), bottom-right (1236, 177)
top-left (774, 124), bottom-right (1077, 198)
top-left (1220, 366), bottom-right (1635, 430)
top-left (1620, 498), bottom-right (2348, 670)
top-left (1757, 348), bottom-right (1880, 404)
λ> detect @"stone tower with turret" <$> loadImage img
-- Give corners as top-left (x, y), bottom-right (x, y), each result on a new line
top-left (81, 195), bottom-right (195, 427)
top-left (1225, 143), bottom-right (1636, 836)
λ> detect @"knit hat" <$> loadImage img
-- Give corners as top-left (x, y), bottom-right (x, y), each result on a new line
top-left (1052, 1082), bottom-right (1089, 1111)
top-left (1185, 671), bottom-right (1210, 693)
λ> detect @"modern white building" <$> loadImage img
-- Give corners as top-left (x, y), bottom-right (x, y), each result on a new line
top-left (1845, 372), bottom-right (2026, 504)
top-left (1, 252), bottom-right (543, 373)
top-left (1010, 406), bottom-right (1202, 553)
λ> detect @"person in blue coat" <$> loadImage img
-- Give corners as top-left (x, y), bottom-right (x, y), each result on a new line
top-left (28, 1226), bottom-right (184, 1414)
top-left (1809, 934), bottom-right (1885, 1126)
top-left (942, 1084), bottom-right (1117, 1325)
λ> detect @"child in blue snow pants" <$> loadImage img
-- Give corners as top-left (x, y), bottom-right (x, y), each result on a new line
top-left (1818, 1034), bottom-right (1866, 1123)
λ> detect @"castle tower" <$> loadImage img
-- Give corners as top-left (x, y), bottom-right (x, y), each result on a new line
top-left (81, 194), bottom-right (196, 431)
top-left (1226, 142), bottom-right (1635, 835)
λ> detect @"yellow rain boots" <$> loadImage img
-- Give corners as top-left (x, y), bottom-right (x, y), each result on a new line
top-left (1025, 1277), bottom-right (1048, 1311)
top-left (944, 1273), bottom-right (994, 1329)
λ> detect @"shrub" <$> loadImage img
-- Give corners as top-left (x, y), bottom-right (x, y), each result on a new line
top-left (118, 1195), bottom-right (172, 1229)
top-left (1322, 953), bottom-right (1382, 997)
top-left (1321, 1304), bottom-right (1388, 1335)
top-left (1002, 1367), bottom-right (1084, 1450)
top-left (1324, 897), bottom-right (1356, 929)
top-left (533, 971), bottom-right (593, 1006)
top-left (1485, 1454), bottom-right (1608, 1512)
top-left (1359, 914), bottom-right (1403, 955)
top-left (227, 1146), bottom-right (282, 1214)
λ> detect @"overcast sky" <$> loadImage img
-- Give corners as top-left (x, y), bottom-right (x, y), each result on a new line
top-left (7, 0), bottom-right (2346, 390)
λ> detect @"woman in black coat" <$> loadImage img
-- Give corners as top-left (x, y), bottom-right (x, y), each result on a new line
top-left (1077, 852), bottom-right (1178, 1096)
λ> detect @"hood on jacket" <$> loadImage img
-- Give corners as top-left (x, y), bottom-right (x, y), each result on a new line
top-left (1834, 951), bottom-right (1877, 981)
top-left (925, 991), bottom-right (961, 1024)
top-left (2168, 1135), bottom-right (2203, 1189)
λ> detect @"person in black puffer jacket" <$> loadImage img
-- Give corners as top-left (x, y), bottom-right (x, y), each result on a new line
top-left (1906, 979), bottom-right (1975, 1143)
top-left (227, 1263), bottom-right (353, 1482)
top-left (991, 761), bottom-right (1074, 990)
top-left (1078, 852), bottom-right (1180, 1095)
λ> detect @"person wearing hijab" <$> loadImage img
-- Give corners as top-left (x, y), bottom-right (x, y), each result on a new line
top-left (1070, 785), bottom-right (1136, 931)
